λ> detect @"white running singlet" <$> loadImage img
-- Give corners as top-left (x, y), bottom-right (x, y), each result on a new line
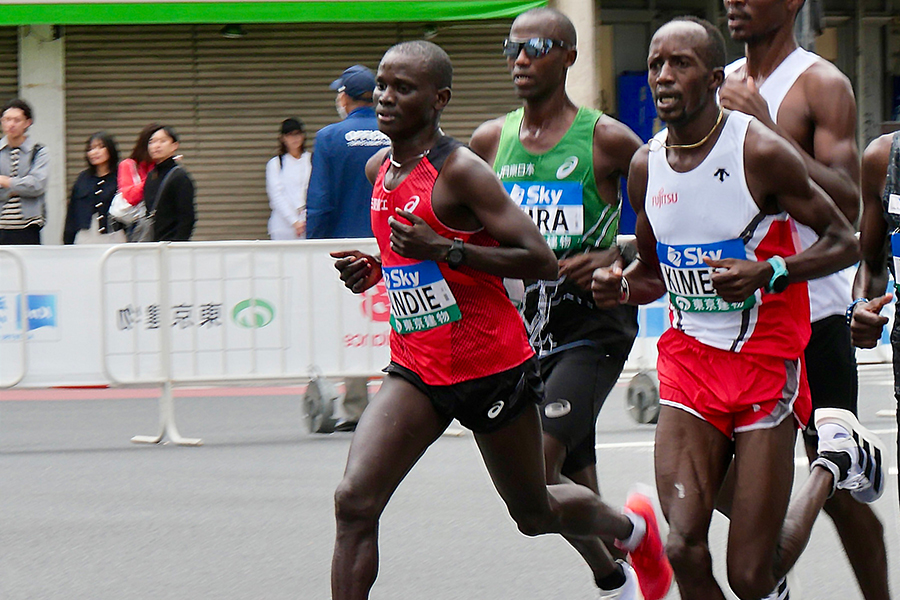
top-left (726, 48), bottom-right (851, 322)
top-left (646, 111), bottom-right (810, 358)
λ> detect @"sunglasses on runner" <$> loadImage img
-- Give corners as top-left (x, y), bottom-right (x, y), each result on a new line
top-left (502, 37), bottom-right (571, 59)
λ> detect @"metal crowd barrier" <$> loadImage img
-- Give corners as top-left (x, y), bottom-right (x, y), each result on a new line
top-left (0, 248), bottom-right (28, 388)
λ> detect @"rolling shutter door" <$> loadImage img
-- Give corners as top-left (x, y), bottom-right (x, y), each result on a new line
top-left (66, 21), bottom-right (518, 241)
top-left (0, 28), bottom-right (18, 104)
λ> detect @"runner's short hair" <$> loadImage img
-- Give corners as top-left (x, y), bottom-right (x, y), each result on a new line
top-left (514, 7), bottom-right (577, 47)
top-left (668, 16), bottom-right (727, 70)
top-left (386, 40), bottom-right (453, 90)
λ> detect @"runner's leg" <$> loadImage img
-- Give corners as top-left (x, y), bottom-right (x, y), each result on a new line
top-left (801, 441), bottom-right (890, 599)
top-left (802, 316), bottom-right (889, 600)
top-left (725, 418), bottom-right (797, 600)
top-left (474, 403), bottom-right (633, 541)
top-left (332, 375), bottom-right (452, 600)
top-left (655, 406), bottom-right (732, 599)
top-left (541, 348), bottom-right (629, 581)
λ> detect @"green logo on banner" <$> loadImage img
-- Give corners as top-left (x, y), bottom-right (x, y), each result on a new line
top-left (232, 299), bottom-right (275, 328)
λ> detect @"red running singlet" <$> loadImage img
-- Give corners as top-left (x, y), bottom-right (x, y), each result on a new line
top-left (370, 136), bottom-right (534, 386)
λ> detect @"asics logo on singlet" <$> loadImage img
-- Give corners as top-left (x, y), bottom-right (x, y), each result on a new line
top-left (667, 247), bottom-right (682, 267)
top-left (404, 196), bottom-right (420, 212)
top-left (651, 187), bottom-right (678, 208)
top-left (487, 400), bottom-right (505, 419)
top-left (556, 156), bottom-right (578, 179)
top-left (544, 400), bottom-right (571, 418)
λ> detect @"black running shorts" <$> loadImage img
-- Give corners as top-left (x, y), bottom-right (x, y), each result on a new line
top-left (383, 357), bottom-right (543, 434)
top-left (539, 344), bottom-right (628, 474)
top-left (803, 314), bottom-right (858, 443)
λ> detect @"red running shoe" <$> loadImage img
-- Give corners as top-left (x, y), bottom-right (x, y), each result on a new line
top-left (621, 484), bottom-right (673, 600)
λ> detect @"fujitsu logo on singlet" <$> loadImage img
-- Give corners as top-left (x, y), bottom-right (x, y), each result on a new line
top-left (651, 188), bottom-right (678, 208)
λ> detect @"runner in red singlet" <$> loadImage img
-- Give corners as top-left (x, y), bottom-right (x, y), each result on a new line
top-left (330, 40), bottom-right (668, 600)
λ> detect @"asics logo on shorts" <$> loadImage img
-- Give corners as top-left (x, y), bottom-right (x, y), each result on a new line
top-left (487, 400), bottom-right (505, 419)
top-left (544, 400), bottom-right (571, 418)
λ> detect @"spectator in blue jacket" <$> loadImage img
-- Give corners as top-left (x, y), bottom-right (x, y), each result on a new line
top-left (306, 65), bottom-right (389, 239)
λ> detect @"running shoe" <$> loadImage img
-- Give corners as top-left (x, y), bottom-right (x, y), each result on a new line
top-left (598, 561), bottom-right (644, 600)
top-left (812, 408), bottom-right (887, 503)
top-left (620, 484), bottom-right (673, 600)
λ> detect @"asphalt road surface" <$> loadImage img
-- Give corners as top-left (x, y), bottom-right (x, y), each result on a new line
top-left (1, 365), bottom-right (897, 600)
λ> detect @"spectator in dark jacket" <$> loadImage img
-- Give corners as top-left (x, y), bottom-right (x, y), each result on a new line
top-left (64, 131), bottom-right (119, 244)
top-left (305, 65), bottom-right (389, 239)
top-left (144, 125), bottom-right (195, 241)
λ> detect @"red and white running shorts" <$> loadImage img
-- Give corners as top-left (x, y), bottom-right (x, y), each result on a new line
top-left (657, 328), bottom-right (811, 438)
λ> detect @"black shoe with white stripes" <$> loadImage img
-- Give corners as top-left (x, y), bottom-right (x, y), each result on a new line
top-left (812, 408), bottom-right (886, 503)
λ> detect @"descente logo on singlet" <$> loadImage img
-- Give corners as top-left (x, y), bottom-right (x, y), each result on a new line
top-left (657, 239), bottom-right (755, 313)
top-left (504, 181), bottom-right (583, 251)
top-left (383, 261), bottom-right (461, 334)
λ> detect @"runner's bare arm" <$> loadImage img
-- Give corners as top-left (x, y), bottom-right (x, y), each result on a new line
top-left (391, 146), bottom-right (557, 280)
top-left (721, 66), bottom-right (859, 223)
top-left (557, 117), bottom-right (644, 290)
top-left (727, 121), bottom-right (857, 291)
top-left (592, 148), bottom-right (666, 307)
top-left (850, 134), bottom-right (893, 348)
top-left (468, 117), bottom-right (504, 166)
top-left (855, 134), bottom-right (891, 300)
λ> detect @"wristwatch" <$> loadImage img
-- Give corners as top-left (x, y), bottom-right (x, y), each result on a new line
top-left (765, 255), bottom-right (789, 293)
top-left (446, 238), bottom-right (466, 270)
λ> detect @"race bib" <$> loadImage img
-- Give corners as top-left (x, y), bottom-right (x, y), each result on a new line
top-left (657, 239), bottom-right (755, 313)
top-left (383, 261), bottom-right (461, 334)
top-left (889, 194), bottom-right (900, 216)
top-left (505, 182), bottom-right (583, 251)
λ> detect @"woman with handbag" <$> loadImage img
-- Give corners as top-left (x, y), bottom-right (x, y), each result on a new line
top-left (266, 117), bottom-right (311, 240)
top-left (109, 123), bottom-right (158, 239)
top-left (63, 131), bottom-right (122, 244)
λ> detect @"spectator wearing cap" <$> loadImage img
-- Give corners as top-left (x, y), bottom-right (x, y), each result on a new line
top-left (266, 117), bottom-right (311, 240)
top-left (306, 65), bottom-right (389, 433)
top-left (305, 64), bottom-right (389, 240)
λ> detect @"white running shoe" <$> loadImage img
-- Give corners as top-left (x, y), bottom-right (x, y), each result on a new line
top-left (812, 408), bottom-right (887, 503)
top-left (598, 561), bottom-right (644, 600)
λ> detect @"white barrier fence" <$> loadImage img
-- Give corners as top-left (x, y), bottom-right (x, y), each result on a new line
top-left (0, 241), bottom-right (894, 440)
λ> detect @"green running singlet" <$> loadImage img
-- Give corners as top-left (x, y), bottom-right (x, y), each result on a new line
top-left (493, 106), bottom-right (618, 258)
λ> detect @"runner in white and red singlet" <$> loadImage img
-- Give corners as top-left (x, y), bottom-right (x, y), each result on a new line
top-left (591, 17), bottom-right (885, 600)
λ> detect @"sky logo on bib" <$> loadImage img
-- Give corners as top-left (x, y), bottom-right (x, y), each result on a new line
top-left (667, 246), bottom-right (682, 267)
top-left (505, 181), bottom-right (583, 251)
top-left (556, 156), bottom-right (579, 179)
top-left (657, 239), bottom-right (754, 312)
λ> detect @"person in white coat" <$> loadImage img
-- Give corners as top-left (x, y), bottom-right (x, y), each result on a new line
top-left (266, 118), bottom-right (311, 240)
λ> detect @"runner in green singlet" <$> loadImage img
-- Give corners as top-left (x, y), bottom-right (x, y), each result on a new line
top-left (470, 7), bottom-right (671, 600)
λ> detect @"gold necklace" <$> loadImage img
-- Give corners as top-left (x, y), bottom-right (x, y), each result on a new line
top-left (651, 108), bottom-right (724, 151)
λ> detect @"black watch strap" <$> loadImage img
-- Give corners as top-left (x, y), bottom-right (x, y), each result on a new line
top-left (446, 238), bottom-right (465, 269)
